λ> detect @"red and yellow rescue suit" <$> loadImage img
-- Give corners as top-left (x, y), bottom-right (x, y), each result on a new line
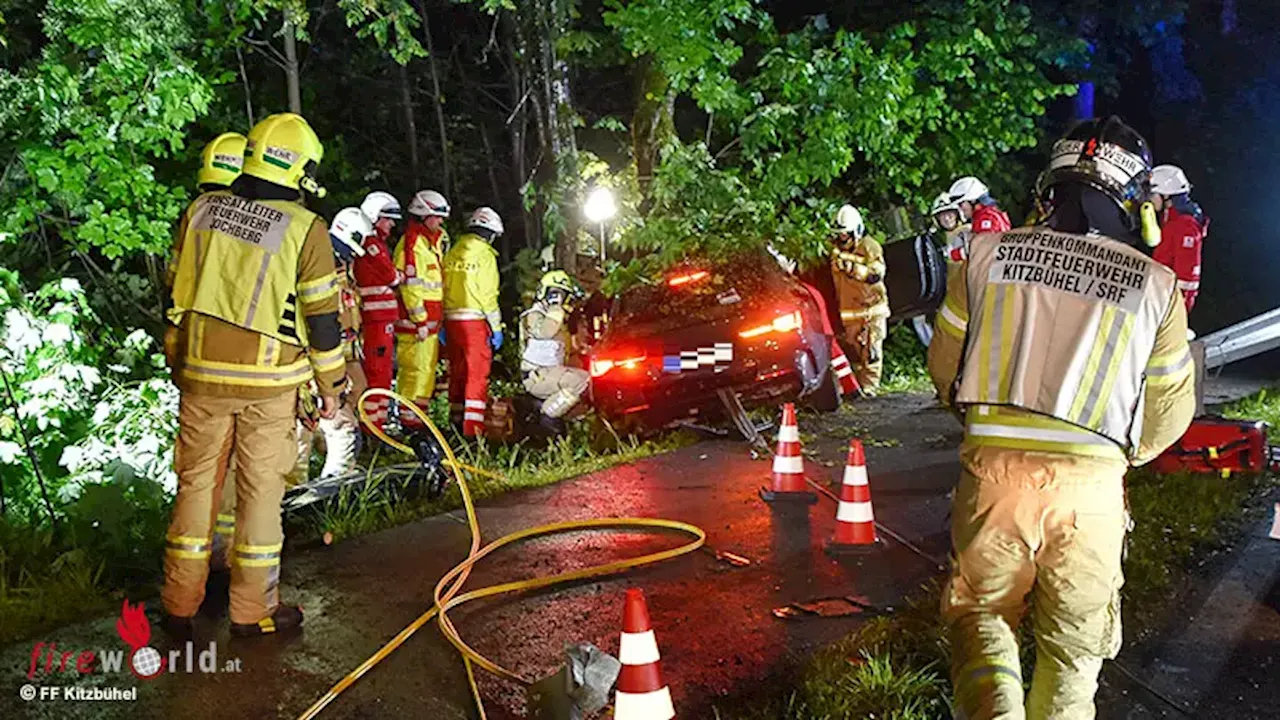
top-left (394, 220), bottom-right (448, 428)
top-left (1152, 205), bottom-right (1207, 314)
top-left (353, 225), bottom-right (400, 429)
top-left (443, 233), bottom-right (502, 436)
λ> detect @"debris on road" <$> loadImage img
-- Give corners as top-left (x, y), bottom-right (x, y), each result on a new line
top-left (772, 596), bottom-right (878, 619)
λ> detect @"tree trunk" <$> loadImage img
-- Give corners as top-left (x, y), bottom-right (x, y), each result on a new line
top-left (397, 61), bottom-right (421, 186)
top-left (632, 55), bottom-right (675, 212)
top-left (536, 0), bottom-right (579, 276)
top-left (507, 12), bottom-right (542, 253)
top-left (236, 44), bottom-right (256, 126)
top-left (283, 22), bottom-right (302, 113)
top-left (417, 4), bottom-right (453, 198)
top-left (478, 126), bottom-right (508, 259)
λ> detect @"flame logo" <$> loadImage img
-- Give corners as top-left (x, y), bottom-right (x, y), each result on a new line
top-left (116, 599), bottom-right (165, 680)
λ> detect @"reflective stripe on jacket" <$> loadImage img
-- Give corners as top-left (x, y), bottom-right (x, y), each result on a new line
top-left (953, 227), bottom-right (1181, 454)
top-left (394, 221), bottom-right (447, 334)
top-left (443, 233), bottom-right (502, 331)
top-left (166, 193), bottom-right (344, 399)
top-left (353, 229), bottom-right (400, 322)
top-left (168, 191), bottom-right (329, 347)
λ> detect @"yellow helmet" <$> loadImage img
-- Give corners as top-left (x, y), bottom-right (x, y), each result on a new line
top-left (242, 113), bottom-right (326, 197)
top-left (536, 270), bottom-right (583, 304)
top-left (197, 132), bottom-right (247, 188)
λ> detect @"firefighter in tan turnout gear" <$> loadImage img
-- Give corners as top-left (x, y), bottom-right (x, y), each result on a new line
top-left (831, 204), bottom-right (889, 393)
top-left (162, 112), bottom-right (345, 638)
top-left (520, 270), bottom-right (590, 435)
top-left (928, 116), bottom-right (1196, 719)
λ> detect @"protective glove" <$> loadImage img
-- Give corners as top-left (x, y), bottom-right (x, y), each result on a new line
top-left (865, 273), bottom-right (883, 284)
top-left (438, 325), bottom-right (446, 347)
top-left (490, 329), bottom-right (505, 351)
top-left (416, 323), bottom-right (435, 342)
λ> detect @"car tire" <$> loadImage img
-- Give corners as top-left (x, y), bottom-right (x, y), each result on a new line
top-left (804, 369), bottom-right (841, 413)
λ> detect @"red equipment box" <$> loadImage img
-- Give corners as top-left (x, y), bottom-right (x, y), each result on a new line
top-left (1151, 416), bottom-right (1277, 476)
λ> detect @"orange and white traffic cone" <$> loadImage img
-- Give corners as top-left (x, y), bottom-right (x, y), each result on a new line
top-left (825, 439), bottom-right (880, 554)
top-left (830, 342), bottom-right (860, 396)
top-left (760, 403), bottom-right (816, 503)
top-left (614, 588), bottom-right (675, 720)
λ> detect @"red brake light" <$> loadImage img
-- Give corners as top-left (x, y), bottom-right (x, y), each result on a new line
top-left (591, 355), bottom-right (647, 378)
top-left (739, 310), bottom-right (803, 339)
top-left (668, 270), bottom-right (709, 287)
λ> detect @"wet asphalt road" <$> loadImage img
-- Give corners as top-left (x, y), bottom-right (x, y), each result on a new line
top-left (0, 395), bottom-right (961, 719)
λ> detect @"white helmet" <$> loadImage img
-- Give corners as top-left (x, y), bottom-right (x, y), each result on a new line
top-left (330, 207), bottom-right (372, 257)
top-left (468, 207), bottom-right (504, 236)
top-left (947, 176), bottom-right (989, 204)
top-left (360, 191), bottom-right (402, 221)
top-left (930, 192), bottom-right (960, 217)
top-left (1150, 165), bottom-right (1191, 196)
top-left (835, 204), bottom-right (865, 237)
top-left (408, 189), bottom-right (450, 218)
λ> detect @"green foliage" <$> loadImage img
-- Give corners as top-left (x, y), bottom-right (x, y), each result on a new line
top-left (881, 321), bottom-right (933, 394)
top-left (0, 0), bottom-right (215, 259)
top-left (0, 274), bottom-right (178, 524)
top-left (605, 0), bottom-right (1075, 279)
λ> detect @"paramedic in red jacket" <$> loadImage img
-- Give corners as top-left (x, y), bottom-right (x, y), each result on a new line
top-left (354, 191), bottom-right (404, 431)
top-left (1150, 165), bottom-right (1207, 314)
top-left (948, 176), bottom-right (1011, 238)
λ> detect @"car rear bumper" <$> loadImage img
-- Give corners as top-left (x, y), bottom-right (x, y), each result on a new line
top-left (592, 327), bottom-right (830, 428)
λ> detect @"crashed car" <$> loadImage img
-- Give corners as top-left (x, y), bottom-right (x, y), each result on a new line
top-left (588, 253), bottom-right (840, 433)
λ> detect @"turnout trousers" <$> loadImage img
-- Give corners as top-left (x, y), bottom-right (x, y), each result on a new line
top-left (523, 366), bottom-right (590, 418)
top-left (395, 333), bottom-right (440, 428)
top-left (360, 319), bottom-right (395, 430)
top-left (445, 319), bottom-right (492, 437)
top-left (943, 445), bottom-right (1128, 720)
top-left (163, 390), bottom-right (296, 625)
top-left (842, 314), bottom-right (886, 392)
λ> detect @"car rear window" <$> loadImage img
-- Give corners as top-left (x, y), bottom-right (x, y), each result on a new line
top-left (615, 255), bottom-right (791, 329)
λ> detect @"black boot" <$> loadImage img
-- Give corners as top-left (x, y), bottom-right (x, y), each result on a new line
top-left (538, 414), bottom-right (567, 437)
top-left (161, 614), bottom-right (195, 642)
top-left (230, 605), bottom-right (304, 637)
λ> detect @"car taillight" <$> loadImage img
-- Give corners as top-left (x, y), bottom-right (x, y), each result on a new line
top-left (739, 310), bottom-right (803, 339)
top-left (668, 270), bottom-right (709, 287)
top-left (591, 355), bottom-right (647, 378)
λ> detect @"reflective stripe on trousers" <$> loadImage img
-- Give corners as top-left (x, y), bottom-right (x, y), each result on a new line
top-left (445, 319), bottom-right (493, 437)
top-left (943, 445), bottom-right (1127, 720)
top-left (162, 390), bottom-right (295, 625)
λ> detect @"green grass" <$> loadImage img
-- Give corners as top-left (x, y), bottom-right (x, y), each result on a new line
top-left (297, 419), bottom-right (697, 544)
top-left (0, 523), bottom-right (112, 645)
top-left (881, 322), bottom-right (933, 394)
top-left (714, 387), bottom-right (1280, 718)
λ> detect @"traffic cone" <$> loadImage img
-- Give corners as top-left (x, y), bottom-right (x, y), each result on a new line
top-left (614, 588), bottom-right (675, 720)
top-left (760, 403), bottom-right (816, 503)
top-left (825, 439), bottom-right (880, 555)
top-left (830, 343), bottom-right (861, 396)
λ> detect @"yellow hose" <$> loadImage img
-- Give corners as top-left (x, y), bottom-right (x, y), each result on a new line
top-left (297, 388), bottom-right (706, 720)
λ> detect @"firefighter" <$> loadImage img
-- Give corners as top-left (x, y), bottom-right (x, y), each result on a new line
top-left (443, 208), bottom-right (504, 437)
top-left (162, 112), bottom-right (345, 638)
top-left (1150, 164), bottom-right (1208, 314)
top-left (932, 192), bottom-right (970, 266)
top-left (948, 176), bottom-right (1012, 240)
top-left (831, 204), bottom-right (889, 394)
top-left (520, 270), bottom-right (589, 435)
top-left (394, 190), bottom-right (451, 429)
top-left (928, 116), bottom-right (1196, 718)
top-left (288, 207), bottom-right (371, 481)
top-left (353, 191), bottom-right (403, 431)
top-left (184, 132), bottom-right (250, 576)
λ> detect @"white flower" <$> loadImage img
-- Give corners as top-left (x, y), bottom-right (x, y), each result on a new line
top-left (0, 440), bottom-right (22, 464)
top-left (92, 402), bottom-right (112, 425)
top-left (42, 322), bottom-right (74, 346)
top-left (59, 278), bottom-right (83, 294)
top-left (124, 329), bottom-right (151, 351)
